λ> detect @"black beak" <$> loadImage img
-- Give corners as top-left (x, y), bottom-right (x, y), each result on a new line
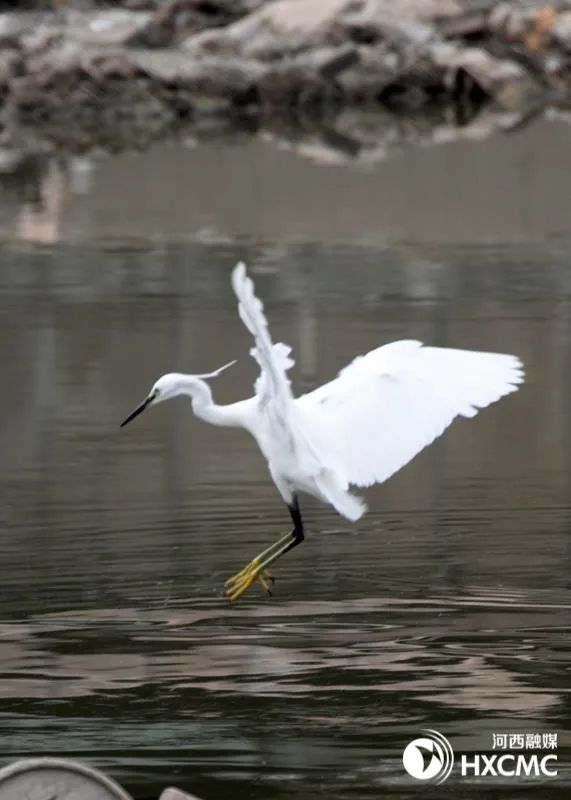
top-left (120, 394), bottom-right (154, 428)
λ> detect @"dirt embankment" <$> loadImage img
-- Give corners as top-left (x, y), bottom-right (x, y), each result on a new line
top-left (0, 0), bottom-right (570, 153)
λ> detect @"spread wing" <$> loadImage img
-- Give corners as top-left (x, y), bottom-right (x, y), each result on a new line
top-left (231, 262), bottom-right (295, 428)
top-left (296, 340), bottom-right (524, 488)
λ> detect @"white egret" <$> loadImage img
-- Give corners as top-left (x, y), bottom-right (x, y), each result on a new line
top-left (121, 262), bottom-right (524, 600)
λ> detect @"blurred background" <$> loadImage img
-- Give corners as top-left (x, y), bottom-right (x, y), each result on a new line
top-left (0, 2), bottom-right (570, 799)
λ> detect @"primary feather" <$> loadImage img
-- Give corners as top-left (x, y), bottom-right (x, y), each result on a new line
top-left (232, 262), bottom-right (294, 411)
top-left (231, 263), bottom-right (304, 466)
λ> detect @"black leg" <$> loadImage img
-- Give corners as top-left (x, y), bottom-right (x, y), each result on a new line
top-left (284, 495), bottom-right (304, 554)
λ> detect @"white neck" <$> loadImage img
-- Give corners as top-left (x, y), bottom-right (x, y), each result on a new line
top-left (174, 375), bottom-right (244, 427)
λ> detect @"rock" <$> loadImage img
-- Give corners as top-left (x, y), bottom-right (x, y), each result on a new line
top-left (80, 10), bottom-right (152, 46)
top-left (16, 11), bottom-right (152, 55)
top-left (130, 50), bottom-right (264, 104)
top-left (488, 2), bottom-right (527, 41)
top-left (489, 2), bottom-right (559, 52)
top-left (0, 11), bottom-right (46, 45)
top-left (127, 0), bottom-right (264, 48)
top-left (313, 44), bottom-right (359, 79)
top-left (0, 147), bottom-right (28, 171)
top-left (0, 48), bottom-right (22, 82)
top-left (334, 0), bottom-right (442, 44)
top-left (439, 8), bottom-right (491, 40)
top-left (337, 44), bottom-right (399, 101)
top-left (184, 0), bottom-right (461, 61)
top-left (123, 0), bottom-right (159, 8)
top-left (431, 42), bottom-right (527, 96)
top-left (184, 0), bottom-right (350, 60)
top-left (353, 0), bottom-right (461, 23)
top-left (553, 11), bottom-right (571, 52)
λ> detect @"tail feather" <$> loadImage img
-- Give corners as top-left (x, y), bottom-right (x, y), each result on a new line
top-left (315, 472), bottom-right (367, 522)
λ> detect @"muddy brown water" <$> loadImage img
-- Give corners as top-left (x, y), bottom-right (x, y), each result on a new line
top-left (0, 118), bottom-right (570, 799)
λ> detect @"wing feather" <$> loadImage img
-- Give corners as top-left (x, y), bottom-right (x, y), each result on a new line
top-left (296, 340), bottom-right (524, 488)
top-left (231, 262), bottom-right (295, 428)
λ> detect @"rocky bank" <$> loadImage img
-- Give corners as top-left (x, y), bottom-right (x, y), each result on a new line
top-left (0, 0), bottom-right (570, 154)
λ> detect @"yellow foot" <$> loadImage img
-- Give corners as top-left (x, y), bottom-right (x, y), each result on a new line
top-left (224, 531), bottom-right (293, 601)
top-left (225, 557), bottom-right (262, 588)
top-left (224, 561), bottom-right (273, 601)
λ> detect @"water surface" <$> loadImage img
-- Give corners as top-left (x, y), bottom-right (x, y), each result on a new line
top-left (0, 119), bottom-right (570, 798)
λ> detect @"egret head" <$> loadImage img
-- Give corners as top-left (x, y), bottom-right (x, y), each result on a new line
top-left (120, 361), bottom-right (236, 428)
